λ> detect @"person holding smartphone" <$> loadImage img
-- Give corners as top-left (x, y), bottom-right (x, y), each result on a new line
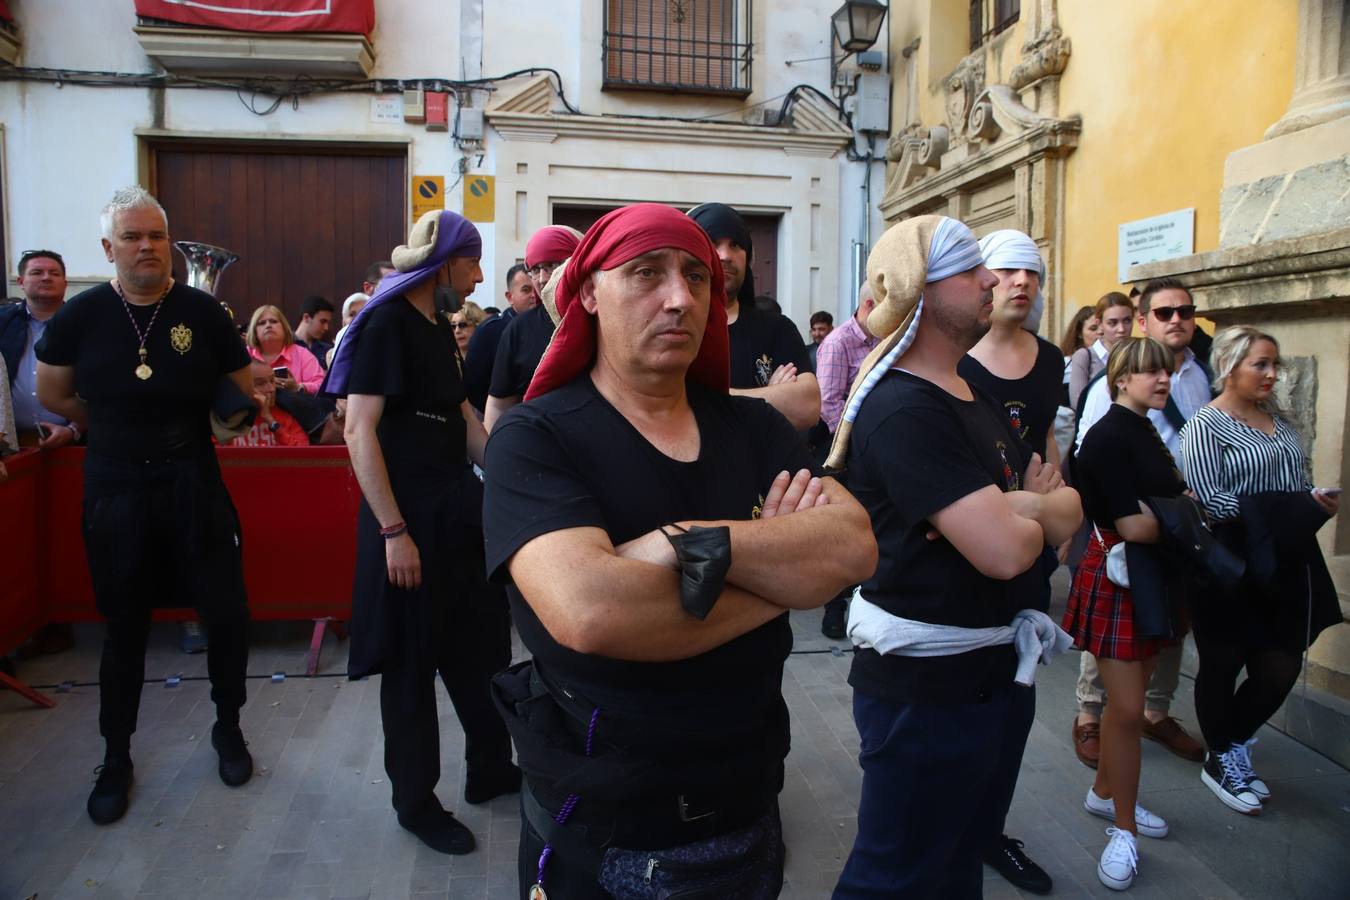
top-left (1181, 326), bottom-right (1341, 815)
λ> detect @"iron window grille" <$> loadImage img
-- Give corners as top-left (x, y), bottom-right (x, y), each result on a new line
top-left (969, 0), bottom-right (1020, 51)
top-left (604, 0), bottom-right (753, 97)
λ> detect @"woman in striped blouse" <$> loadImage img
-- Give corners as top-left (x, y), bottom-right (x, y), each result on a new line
top-left (1181, 326), bottom-right (1340, 817)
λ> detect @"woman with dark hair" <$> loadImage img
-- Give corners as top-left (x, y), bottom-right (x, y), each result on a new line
top-left (1181, 326), bottom-right (1340, 816)
top-left (1063, 337), bottom-right (1184, 890)
top-left (1059, 305), bottom-right (1101, 359)
top-left (1068, 292), bottom-right (1134, 410)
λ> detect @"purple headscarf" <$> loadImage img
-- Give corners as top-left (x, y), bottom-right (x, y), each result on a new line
top-left (323, 210), bottom-right (481, 396)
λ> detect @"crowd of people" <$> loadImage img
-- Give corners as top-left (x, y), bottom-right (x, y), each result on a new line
top-left (0, 185), bottom-right (1340, 899)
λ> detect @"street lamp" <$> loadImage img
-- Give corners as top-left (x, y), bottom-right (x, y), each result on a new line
top-left (831, 0), bottom-right (888, 54)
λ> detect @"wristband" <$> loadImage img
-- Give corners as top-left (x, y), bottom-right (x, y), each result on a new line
top-left (661, 523), bottom-right (732, 620)
top-left (380, 521), bottom-right (408, 540)
top-left (66, 422), bottom-right (81, 442)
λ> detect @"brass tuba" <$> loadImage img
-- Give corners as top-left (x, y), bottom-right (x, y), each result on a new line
top-left (174, 241), bottom-right (240, 318)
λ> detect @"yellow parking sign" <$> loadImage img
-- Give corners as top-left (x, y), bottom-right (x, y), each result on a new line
top-left (411, 175), bottom-right (444, 219)
top-left (464, 174), bottom-right (495, 223)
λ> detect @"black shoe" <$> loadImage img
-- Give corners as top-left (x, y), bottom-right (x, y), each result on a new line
top-left (87, 755), bottom-right (134, 825)
top-left (1201, 749), bottom-right (1262, 815)
top-left (821, 596), bottom-right (848, 640)
top-left (397, 803), bottom-right (477, 855)
top-left (464, 763), bottom-right (522, 805)
top-left (984, 834), bottom-right (1053, 895)
top-left (211, 721), bottom-right (253, 787)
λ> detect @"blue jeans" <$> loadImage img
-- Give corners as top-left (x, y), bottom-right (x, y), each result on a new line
top-left (834, 683), bottom-right (1036, 900)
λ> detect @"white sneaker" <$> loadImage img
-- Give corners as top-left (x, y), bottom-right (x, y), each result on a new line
top-left (1098, 827), bottom-right (1138, 891)
top-left (1084, 787), bottom-right (1169, 838)
top-left (1233, 739), bottom-right (1271, 801)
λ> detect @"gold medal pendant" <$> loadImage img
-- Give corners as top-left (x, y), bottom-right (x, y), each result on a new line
top-left (528, 884), bottom-right (548, 900)
top-left (135, 348), bottom-right (152, 380)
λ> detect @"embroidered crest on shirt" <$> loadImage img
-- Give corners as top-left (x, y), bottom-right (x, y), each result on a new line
top-left (995, 440), bottom-right (1021, 491)
top-left (1004, 400), bottom-right (1028, 438)
top-left (169, 323), bottom-right (193, 355)
top-left (752, 494), bottom-right (765, 520)
top-left (754, 354), bottom-right (774, 387)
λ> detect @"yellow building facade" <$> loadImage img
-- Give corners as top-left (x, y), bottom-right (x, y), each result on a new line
top-left (881, 0), bottom-right (1350, 762)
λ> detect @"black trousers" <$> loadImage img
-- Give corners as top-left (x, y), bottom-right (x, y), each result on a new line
top-left (1192, 624), bottom-right (1302, 752)
top-left (379, 570), bottom-right (514, 816)
top-left (82, 454), bottom-right (251, 747)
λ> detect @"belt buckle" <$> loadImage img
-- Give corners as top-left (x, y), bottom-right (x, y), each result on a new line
top-left (677, 794), bottom-right (715, 823)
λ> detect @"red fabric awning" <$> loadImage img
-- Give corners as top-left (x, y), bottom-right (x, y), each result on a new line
top-left (133, 0), bottom-right (374, 36)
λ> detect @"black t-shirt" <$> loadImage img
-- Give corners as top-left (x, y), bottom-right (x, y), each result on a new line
top-left (462, 309), bottom-right (515, 411)
top-left (846, 370), bottom-right (1042, 704)
top-left (297, 337), bottom-right (333, 370)
top-left (728, 303), bottom-right (811, 389)
top-left (339, 297), bottom-right (466, 482)
top-left (1076, 403), bottom-right (1186, 530)
top-left (483, 378), bottom-right (814, 773)
top-left (35, 282), bottom-right (250, 458)
top-left (488, 304), bottom-right (555, 399)
top-left (957, 336), bottom-right (1064, 459)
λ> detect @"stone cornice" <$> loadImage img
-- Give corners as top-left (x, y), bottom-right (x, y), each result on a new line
top-left (486, 109), bottom-right (852, 154)
top-left (1130, 226), bottom-right (1350, 320)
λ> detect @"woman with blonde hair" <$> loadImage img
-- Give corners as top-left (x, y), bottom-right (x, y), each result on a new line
top-left (1181, 326), bottom-right (1340, 816)
top-left (1063, 337), bottom-right (1185, 890)
top-left (449, 300), bottom-right (488, 357)
top-left (246, 304), bottom-right (325, 394)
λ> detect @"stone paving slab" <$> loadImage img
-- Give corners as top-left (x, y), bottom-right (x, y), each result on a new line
top-left (3, 592), bottom-right (1350, 899)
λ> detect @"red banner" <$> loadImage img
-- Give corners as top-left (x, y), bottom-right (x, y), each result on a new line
top-left (133, 0), bottom-right (374, 36)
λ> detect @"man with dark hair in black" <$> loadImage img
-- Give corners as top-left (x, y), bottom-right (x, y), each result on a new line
top-left (463, 263), bottom-right (536, 414)
top-left (687, 203), bottom-right (820, 430)
top-left (293, 295), bottom-right (335, 369)
top-left (807, 309), bottom-right (834, 371)
top-left (362, 260), bottom-right (395, 295)
top-left (36, 186), bottom-right (256, 826)
top-left (1, 249), bottom-right (78, 450)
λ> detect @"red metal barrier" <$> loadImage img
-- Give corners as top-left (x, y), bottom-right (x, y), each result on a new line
top-left (2, 446), bottom-right (360, 701)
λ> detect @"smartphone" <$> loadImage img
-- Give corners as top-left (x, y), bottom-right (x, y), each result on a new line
top-left (1315, 487), bottom-right (1342, 498)
top-left (272, 366), bottom-right (290, 381)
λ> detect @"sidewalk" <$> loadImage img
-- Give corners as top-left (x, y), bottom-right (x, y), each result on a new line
top-left (3, 578), bottom-right (1349, 899)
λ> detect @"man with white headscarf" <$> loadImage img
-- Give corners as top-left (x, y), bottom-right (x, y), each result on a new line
top-left (830, 216), bottom-right (1081, 899)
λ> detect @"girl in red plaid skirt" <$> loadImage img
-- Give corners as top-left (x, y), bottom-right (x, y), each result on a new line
top-left (1064, 336), bottom-right (1188, 890)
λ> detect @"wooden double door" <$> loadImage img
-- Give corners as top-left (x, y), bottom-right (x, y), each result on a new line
top-left (150, 139), bottom-right (407, 328)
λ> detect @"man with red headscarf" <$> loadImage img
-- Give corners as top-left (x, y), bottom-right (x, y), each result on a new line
top-left (483, 224), bottom-right (582, 432)
top-left (483, 204), bottom-right (877, 899)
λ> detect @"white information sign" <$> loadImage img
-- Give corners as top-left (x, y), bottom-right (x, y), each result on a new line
top-left (1118, 208), bottom-right (1195, 283)
top-left (370, 95), bottom-right (402, 124)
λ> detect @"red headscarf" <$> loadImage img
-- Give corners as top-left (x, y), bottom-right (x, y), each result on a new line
top-left (525, 204), bottom-right (730, 400)
top-left (525, 225), bottom-right (583, 268)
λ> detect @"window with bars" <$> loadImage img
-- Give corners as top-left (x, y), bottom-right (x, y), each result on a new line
top-left (604, 0), bottom-right (752, 96)
top-left (969, 0), bottom-right (1020, 50)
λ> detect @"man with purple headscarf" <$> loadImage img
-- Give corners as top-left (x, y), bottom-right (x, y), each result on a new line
top-left (325, 210), bottom-right (518, 856)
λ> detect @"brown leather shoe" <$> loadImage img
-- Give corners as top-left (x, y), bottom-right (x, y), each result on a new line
top-left (1073, 719), bottom-right (1101, 769)
top-left (1142, 715), bottom-right (1204, 761)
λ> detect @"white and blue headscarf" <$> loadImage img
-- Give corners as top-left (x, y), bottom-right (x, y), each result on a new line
top-left (824, 215), bottom-right (983, 471)
top-left (979, 229), bottom-right (1046, 334)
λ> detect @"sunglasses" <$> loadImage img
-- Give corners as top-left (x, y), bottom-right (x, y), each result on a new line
top-left (451, 322), bottom-right (472, 330)
top-left (1151, 305), bottom-right (1197, 322)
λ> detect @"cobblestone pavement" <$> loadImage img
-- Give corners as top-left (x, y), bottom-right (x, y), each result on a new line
top-left (3, 577), bottom-right (1349, 899)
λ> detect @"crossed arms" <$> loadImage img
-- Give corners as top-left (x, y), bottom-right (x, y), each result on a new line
top-left (506, 470), bottom-right (878, 662)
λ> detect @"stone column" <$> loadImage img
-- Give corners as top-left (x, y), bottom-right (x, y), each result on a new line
top-left (1266, 0), bottom-right (1350, 138)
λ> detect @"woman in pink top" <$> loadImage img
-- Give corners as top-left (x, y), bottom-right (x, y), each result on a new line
top-left (245, 304), bottom-right (325, 394)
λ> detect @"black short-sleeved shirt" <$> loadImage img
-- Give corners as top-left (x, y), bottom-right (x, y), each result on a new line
top-left (35, 282), bottom-right (250, 458)
top-left (488, 304), bottom-right (555, 399)
top-left (1076, 403), bottom-right (1186, 530)
top-left (483, 377), bottom-right (814, 757)
top-left (462, 309), bottom-right (515, 411)
top-left (958, 336), bottom-right (1064, 459)
top-left (340, 297), bottom-right (466, 482)
top-left (728, 303), bottom-right (812, 389)
top-left (846, 370), bottom-right (1043, 704)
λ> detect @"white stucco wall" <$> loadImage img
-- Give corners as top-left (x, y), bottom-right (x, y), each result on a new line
top-left (1, 0), bottom-right (887, 326)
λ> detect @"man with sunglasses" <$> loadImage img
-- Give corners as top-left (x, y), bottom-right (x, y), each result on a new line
top-left (1, 249), bottom-right (76, 449)
top-left (1071, 277), bottom-right (1213, 765)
